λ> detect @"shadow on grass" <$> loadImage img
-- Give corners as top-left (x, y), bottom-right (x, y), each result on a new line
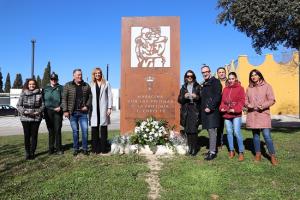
top-left (191, 132), bottom-right (272, 160)
top-left (271, 127), bottom-right (300, 133)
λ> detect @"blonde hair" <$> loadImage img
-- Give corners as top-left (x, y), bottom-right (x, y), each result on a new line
top-left (91, 67), bottom-right (106, 85)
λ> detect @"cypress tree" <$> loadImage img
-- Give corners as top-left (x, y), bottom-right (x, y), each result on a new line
top-left (4, 73), bottom-right (11, 93)
top-left (12, 73), bottom-right (23, 89)
top-left (36, 75), bottom-right (42, 88)
top-left (42, 61), bottom-right (51, 88)
top-left (0, 71), bottom-right (3, 93)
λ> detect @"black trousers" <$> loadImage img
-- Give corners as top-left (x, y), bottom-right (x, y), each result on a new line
top-left (21, 121), bottom-right (41, 155)
top-left (217, 117), bottom-right (225, 147)
top-left (91, 126), bottom-right (108, 153)
top-left (45, 108), bottom-right (63, 151)
top-left (187, 133), bottom-right (198, 152)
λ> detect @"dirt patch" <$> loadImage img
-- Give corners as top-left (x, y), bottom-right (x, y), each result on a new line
top-left (144, 154), bottom-right (165, 200)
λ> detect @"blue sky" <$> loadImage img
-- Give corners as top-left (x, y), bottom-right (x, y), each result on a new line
top-left (0, 0), bottom-right (292, 88)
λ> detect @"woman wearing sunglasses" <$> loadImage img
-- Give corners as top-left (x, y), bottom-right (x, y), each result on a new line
top-left (178, 70), bottom-right (201, 156)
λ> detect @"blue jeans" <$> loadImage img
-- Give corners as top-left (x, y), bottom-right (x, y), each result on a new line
top-left (252, 128), bottom-right (276, 155)
top-left (225, 117), bottom-right (244, 153)
top-left (70, 112), bottom-right (88, 151)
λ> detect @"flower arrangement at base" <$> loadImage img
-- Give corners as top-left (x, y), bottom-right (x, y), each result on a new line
top-left (110, 117), bottom-right (188, 155)
top-left (129, 116), bottom-right (170, 148)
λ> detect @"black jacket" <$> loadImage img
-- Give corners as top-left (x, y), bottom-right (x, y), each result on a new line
top-left (178, 82), bottom-right (201, 133)
top-left (200, 76), bottom-right (222, 129)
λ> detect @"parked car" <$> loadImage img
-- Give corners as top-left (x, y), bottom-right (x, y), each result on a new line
top-left (0, 105), bottom-right (18, 116)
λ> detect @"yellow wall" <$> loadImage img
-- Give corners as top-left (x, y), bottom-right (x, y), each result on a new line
top-left (235, 52), bottom-right (299, 115)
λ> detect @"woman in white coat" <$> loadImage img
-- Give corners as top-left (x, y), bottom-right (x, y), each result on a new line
top-left (90, 67), bottom-right (113, 154)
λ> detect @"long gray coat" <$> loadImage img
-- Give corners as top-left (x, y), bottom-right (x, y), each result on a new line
top-left (90, 81), bottom-right (113, 127)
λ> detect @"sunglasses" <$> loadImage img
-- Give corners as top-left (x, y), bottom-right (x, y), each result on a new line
top-left (186, 75), bottom-right (194, 78)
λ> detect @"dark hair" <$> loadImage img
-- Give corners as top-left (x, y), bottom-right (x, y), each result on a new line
top-left (23, 78), bottom-right (39, 91)
top-left (226, 72), bottom-right (239, 86)
top-left (228, 72), bottom-right (237, 78)
top-left (184, 70), bottom-right (197, 84)
top-left (73, 68), bottom-right (82, 74)
top-left (201, 65), bottom-right (211, 71)
top-left (249, 69), bottom-right (264, 85)
top-left (217, 67), bottom-right (226, 73)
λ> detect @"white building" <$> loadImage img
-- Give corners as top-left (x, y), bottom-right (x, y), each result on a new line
top-left (10, 89), bottom-right (22, 108)
top-left (9, 88), bottom-right (120, 110)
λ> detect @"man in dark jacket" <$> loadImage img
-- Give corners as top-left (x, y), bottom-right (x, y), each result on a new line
top-left (200, 65), bottom-right (222, 160)
top-left (43, 72), bottom-right (64, 155)
top-left (62, 69), bottom-right (91, 156)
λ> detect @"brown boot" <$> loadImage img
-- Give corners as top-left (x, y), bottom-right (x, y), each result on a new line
top-left (271, 154), bottom-right (278, 166)
top-left (238, 153), bottom-right (244, 161)
top-left (229, 151), bottom-right (235, 159)
top-left (254, 152), bottom-right (261, 162)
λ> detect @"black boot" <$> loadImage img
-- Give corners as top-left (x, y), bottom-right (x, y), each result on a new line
top-left (190, 134), bottom-right (198, 156)
top-left (30, 152), bottom-right (35, 160)
top-left (204, 152), bottom-right (217, 161)
top-left (25, 152), bottom-right (31, 160)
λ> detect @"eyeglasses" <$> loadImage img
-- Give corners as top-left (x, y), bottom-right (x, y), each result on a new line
top-left (50, 79), bottom-right (57, 81)
top-left (251, 74), bottom-right (258, 77)
top-left (201, 71), bottom-right (210, 74)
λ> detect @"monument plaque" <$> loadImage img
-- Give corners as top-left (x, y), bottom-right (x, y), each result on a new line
top-left (121, 17), bottom-right (180, 134)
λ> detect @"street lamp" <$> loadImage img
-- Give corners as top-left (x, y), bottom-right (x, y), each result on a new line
top-left (31, 39), bottom-right (36, 79)
top-left (106, 64), bottom-right (109, 81)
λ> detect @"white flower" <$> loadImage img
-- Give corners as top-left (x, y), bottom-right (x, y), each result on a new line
top-left (155, 133), bottom-right (158, 137)
top-left (135, 127), bottom-right (140, 133)
top-left (146, 128), bottom-right (149, 132)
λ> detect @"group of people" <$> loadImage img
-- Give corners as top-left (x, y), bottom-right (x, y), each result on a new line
top-left (17, 68), bottom-right (113, 160)
top-left (178, 65), bottom-right (278, 165)
top-left (16, 65), bottom-right (278, 166)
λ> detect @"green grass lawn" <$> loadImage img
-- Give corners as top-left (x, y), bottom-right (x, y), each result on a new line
top-left (1, 128), bottom-right (299, 199)
top-left (159, 128), bottom-right (300, 200)
top-left (0, 131), bottom-right (149, 200)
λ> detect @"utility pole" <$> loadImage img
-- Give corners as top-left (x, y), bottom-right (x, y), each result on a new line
top-left (31, 39), bottom-right (36, 78)
top-left (106, 64), bottom-right (109, 81)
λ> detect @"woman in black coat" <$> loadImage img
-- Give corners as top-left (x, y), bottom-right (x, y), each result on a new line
top-left (178, 70), bottom-right (201, 156)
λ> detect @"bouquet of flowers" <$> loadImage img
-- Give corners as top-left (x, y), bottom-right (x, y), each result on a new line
top-left (130, 116), bottom-right (170, 147)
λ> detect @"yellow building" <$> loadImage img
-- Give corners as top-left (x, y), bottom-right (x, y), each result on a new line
top-left (234, 52), bottom-right (299, 115)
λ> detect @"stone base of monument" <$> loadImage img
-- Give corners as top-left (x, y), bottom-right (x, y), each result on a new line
top-left (110, 144), bottom-right (188, 155)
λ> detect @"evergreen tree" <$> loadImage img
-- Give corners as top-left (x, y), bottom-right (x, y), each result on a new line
top-left (42, 61), bottom-right (51, 88)
top-left (4, 73), bottom-right (11, 93)
top-left (36, 75), bottom-right (42, 88)
top-left (0, 70), bottom-right (3, 93)
top-left (12, 73), bottom-right (23, 89)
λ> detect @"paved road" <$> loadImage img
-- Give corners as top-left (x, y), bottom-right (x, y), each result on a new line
top-left (0, 111), bottom-right (120, 136)
top-left (0, 112), bottom-right (299, 136)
